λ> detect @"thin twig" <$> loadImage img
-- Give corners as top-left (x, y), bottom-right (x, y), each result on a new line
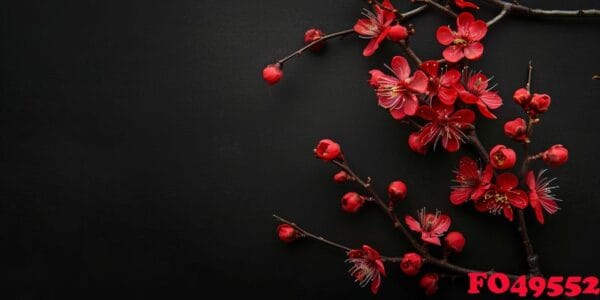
top-left (487, 7), bottom-right (509, 26)
top-left (483, 0), bottom-right (600, 17)
top-left (277, 29), bottom-right (355, 65)
top-left (415, 0), bottom-right (458, 18)
top-left (398, 40), bottom-right (423, 66)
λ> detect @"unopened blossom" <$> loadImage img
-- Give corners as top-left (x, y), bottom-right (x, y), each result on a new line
top-left (542, 144), bottom-right (568, 167)
top-left (304, 28), bottom-right (325, 52)
top-left (489, 145), bottom-right (517, 170)
top-left (419, 273), bottom-right (440, 296)
top-left (444, 231), bottom-right (466, 253)
top-left (262, 64), bottom-right (283, 85)
top-left (277, 224), bottom-right (299, 243)
top-left (314, 139), bottom-right (341, 161)
top-left (400, 252), bottom-right (422, 276)
top-left (504, 118), bottom-right (528, 142)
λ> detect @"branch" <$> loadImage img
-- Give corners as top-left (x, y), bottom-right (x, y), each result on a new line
top-left (415, 0), bottom-right (458, 18)
top-left (483, 0), bottom-right (600, 18)
top-left (277, 29), bottom-right (355, 65)
top-left (487, 7), bottom-right (509, 26)
top-left (398, 40), bottom-right (423, 66)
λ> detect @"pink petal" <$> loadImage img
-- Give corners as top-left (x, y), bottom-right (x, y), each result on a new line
top-left (391, 56), bottom-right (411, 80)
top-left (403, 94), bottom-right (419, 116)
top-left (440, 69), bottom-right (461, 86)
top-left (405, 215), bottom-right (422, 232)
top-left (468, 20), bottom-right (488, 41)
top-left (479, 91), bottom-right (503, 109)
top-left (370, 274), bottom-right (381, 294)
top-left (464, 42), bottom-right (484, 60)
top-left (457, 12), bottom-right (475, 35)
top-left (443, 45), bottom-right (464, 63)
top-left (436, 26), bottom-right (454, 45)
top-left (362, 28), bottom-right (390, 57)
top-left (433, 214), bottom-right (451, 234)
top-left (390, 107), bottom-right (406, 120)
top-left (407, 70), bottom-right (429, 93)
top-left (353, 19), bottom-right (376, 37)
top-left (450, 187), bottom-right (472, 205)
top-left (438, 86), bottom-right (458, 105)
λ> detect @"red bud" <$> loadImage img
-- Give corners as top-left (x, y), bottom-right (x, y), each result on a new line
top-left (444, 231), bottom-right (466, 253)
top-left (400, 252), bottom-right (422, 276)
top-left (277, 224), bottom-right (298, 243)
top-left (543, 144), bottom-right (568, 167)
top-left (262, 64), bottom-right (283, 85)
top-left (341, 192), bottom-right (365, 213)
top-left (304, 28), bottom-right (325, 52)
top-left (489, 145), bottom-right (516, 170)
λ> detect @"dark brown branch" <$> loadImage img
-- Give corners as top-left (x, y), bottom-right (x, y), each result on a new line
top-left (398, 40), bottom-right (423, 66)
top-left (487, 7), bottom-right (509, 26)
top-left (483, 0), bottom-right (600, 17)
top-left (415, 0), bottom-right (458, 18)
top-left (465, 130), bottom-right (490, 164)
top-left (277, 29), bottom-right (355, 65)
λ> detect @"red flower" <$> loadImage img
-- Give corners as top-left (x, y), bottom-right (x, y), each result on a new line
top-left (262, 64), bottom-right (283, 85)
top-left (504, 118), bottom-right (529, 142)
top-left (543, 144), bottom-right (569, 167)
top-left (400, 252), bottom-right (423, 276)
top-left (346, 245), bottom-right (386, 294)
top-left (454, 0), bottom-right (479, 10)
top-left (370, 56), bottom-right (429, 120)
top-left (277, 224), bottom-right (298, 243)
top-left (314, 139), bottom-right (341, 161)
top-left (387, 24), bottom-right (409, 42)
top-left (444, 231), bottom-right (466, 253)
top-left (353, 0), bottom-right (396, 56)
top-left (450, 156), bottom-right (493, 205)
top-left (475, 173), bottom-right (528, 221)
top-left (489, 145), bottom-right (517, 170)
top-left (341, 192), bottom-right (365, 213)
top-left (529, 93), bottom-right (551, 115)
top-left (388, 180), bottom-right (408, 200)
top-left (436, 12), bottom-right (487, 62)
top-left (419, 60), bottom-right (461, 105)
top-left (419, 273), bottom-right (440, 296)
top-left (416, 104), bottom-right (475, 152)
top-left (513, 88), bottom-right (531, 107)
top-left (405, 208), bottom-right (451, 246)
top-left (457, 70), bottom-right (503, 119)
top-left (526, 170), bottom-right (561, 224)
top-left (304, 28), bottom-right (325, 52)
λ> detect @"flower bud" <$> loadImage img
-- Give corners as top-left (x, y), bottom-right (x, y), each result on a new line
top-left (543, 144), bottom-right (568, 167)
top-left (512, 88), bottom-right (531, 107)
top-left (387, 24), bottom-right (409, 42)
top-left (388, 180), bottom-right (408, 200)
top-left (341, 192), bottom-right (365, 213)
top-left (304, 28), bottom-right (325, 52)
top-left (277, 224), bottom-right (298, 243)
top-left (529, 93), bottom-right (551, 115)
top-left (314, 139), bottom-right (341, 161)
top-left (400, 252), bottom-right (422, 276)
top-left (408, 132), bottom-right (428, 155)
top-left (503, 118), bottom-right (528, 142)
top-left (333, 171), bottom-right (349, 182)
top-left (444, 231), bottom-right (466, 253)
top-left (262, 63), bottom-right (283, 85)
top-left (419, 273), bottom-right (440, 296)
top-left (368, 69), bottom-right (385, 88)
top-left (489, 145), bottom-right (516, 170)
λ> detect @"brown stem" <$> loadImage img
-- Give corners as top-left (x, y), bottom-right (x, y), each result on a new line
top-left (398, 40), bottom-right (423, 66)
top-left (487, 7), bottom-right (509, 26)
top-left (273, 214), bottom-right (353, 251)
top-left (465, 130), bottom-right (489, 164)
top-left (483, 0), bottom-right (600, 17)
top-left (364, 0), bottom-right (429, 21)
top-left (330, 159), bottom-right (427, 254)
top-left (415, 0), bottom-right (458, 18)
top-left (277, 29), bottom-right (355, 65)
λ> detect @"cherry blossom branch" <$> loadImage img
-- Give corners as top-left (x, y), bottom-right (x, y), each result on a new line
top-left (364, 0), bottom-right (429, 20)
top-left (515, 61), bottom-right (542, 276)
top-left (486, 7), bottom-right (509, 26)
top-left (273, 214), bottom-right (353, 252)
top-left (398, 40), bottom-right (423, 65)
top-left (465, 129), bottom-right (490, 163)
top-left (483, 0), bottom-right (600, 17)
top-left (415, 0), bottom-right (458, 18)
top-left (277, 29), bottom-right (355, 65)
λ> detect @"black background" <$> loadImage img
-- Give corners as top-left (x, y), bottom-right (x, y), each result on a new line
top-left (1, 0), bottom-right (599, 299)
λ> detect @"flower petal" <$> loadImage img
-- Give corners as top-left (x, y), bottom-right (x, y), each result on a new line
top-left (403, 94), bottom-right (419, 116)
top-left (438, 86), bottom-right (458, 105)
top-left (503, 206), bottom-right (514, 221)
top-left (436, 26), bottom-right (455, 45)
top-left (468, 20), bottom-right (488, 41)
top-left (440, 69), bottom-right (461, 86)
top-left (443, 45), bottom-right (464, 63)
top-left (457, 12), bottom-right (475, 35)
top-left (509, 190), bottom-right (529, 209)
top-left (391, 56), bottom-right (411, 80)
top-left (533, 204), bottom-right (545, 224)
top-left (525, 170), bottom-right (536, 191)
top-left (405, 215), bottom-right (422, 232)
top-left (421, 234), bottom-right (442, 246)
top-left (455, 0), bottom-right (479, 10)
top-left (464, 42), bottom-right (484, 60)
top-left (476, 101), bottom-right (498, 119)
top-left (451, 109), bottom-right (476, 125)
top-left (370, 273), bottom-right (381, 294)
top-left (354, 19), bottom-right (376, 37)
top-left (479, 91), bottom-right (503, 109)
top-left (408, 70), bottom-right (429, 93)
top-left (496, 173), bottom-right (519, 190)
top-left (420, 60), bottom-right (440, 77)
top-left (433, 214), bottom-right (451, 234)
top-left (443, 135), bottom-right (461, 152)
top-left (390, 106), bottom-right (406, 120)
top-left (450, 187), bottom-right (472, 205)
top-left (458, 90), bottom-right (479, 104)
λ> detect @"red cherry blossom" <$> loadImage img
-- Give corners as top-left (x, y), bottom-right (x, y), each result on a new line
top-left (419, 60), bottom-right (462, 105)
top-left (400, 252), bottom-right (422, 276)
top-left (408, 132), bottom-right (428, 154)
top-left (314, 139), bottom-right (341, 161)
top-left (405, 208), bottom-right (451, 246)
top-left (419, 273), bottom-right (440, 296)
top-left (504, 118), bottom-right (528, 142)
top-left (277, 224), bottom-right (298, 243)
top-left (341, 192), bottom-right (365, 213)
top-left (346, 245), bottom-right (386, 294)
top-left (370, 56), bottom-right (429, 120)
top-left (457, 70), bottom-right (503, 119)
top-left (529, 93), bottom-right (551, 115)
top-left (415, 104), bottom-right (475, 152)
top-left (489, 144), bottom-right (517, 170)
top-left (543, 144), bottom-right (569, 167)
top-left (454, 0), bottom-right (479, 10)
top-left (450, 156), bottom-right (493, 205)
top-left (444, 231), bottom-right (466, 253)
top-left (262, 64), bottom-right (283, 85)
top-left (436, 12), bottom-right (487, 62)
top-left (353, 0), bottom-right (396, 56)
top-left (526, 170), bottom-right (561, 224)
top-left (388, 180), bottom-right (408, 200)
top-left (304, 28), bottom-right (325, 52)
top-left (333, 170), bottom-right (349, 182)
top-left (475, 173), bottom-right (529, 221)
top-left (387, 24), bottom-right (409, 41)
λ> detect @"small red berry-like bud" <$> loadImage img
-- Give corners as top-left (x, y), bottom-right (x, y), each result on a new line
top-left (512, 88), bottom-right (531, 107)
top-left (529, 93), bottom-right (551, 115)
top-left (368, 69), bottom-right (385, 88)
top-left (388, 180), bottom-right (408, 200)
top-left (504, 118), bottom-right (528, 142)
top-left (489, 145), bottom-right (517, 170)
top-left (400, 252), bottom-right (422, 276)
top-left (314, 139), bottom-right (341, 161)
top-left (444, 231), bottom-right (466, 253)
top-left (543, 144), bottom-right (568, 167)
top-left (341, 192), bottom-right (365, 213)
top-left (262, 63), bottom-right (283, 85)
top-left (277, 224), bottom-right (298, 243)
top-left (419, 273), bottom-right (440, 296)
top-left (333, 171), bottom-right (349, 182)
top-left (387, 24), bottom-right (409, 42)
top-left (304, 28), bottom-right (325, 52)
top-left (408, 132), bottom-right (428, 155)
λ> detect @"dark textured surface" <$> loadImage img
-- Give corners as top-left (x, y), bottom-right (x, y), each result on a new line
top-left (1, 0), bottom-right (599, 298)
